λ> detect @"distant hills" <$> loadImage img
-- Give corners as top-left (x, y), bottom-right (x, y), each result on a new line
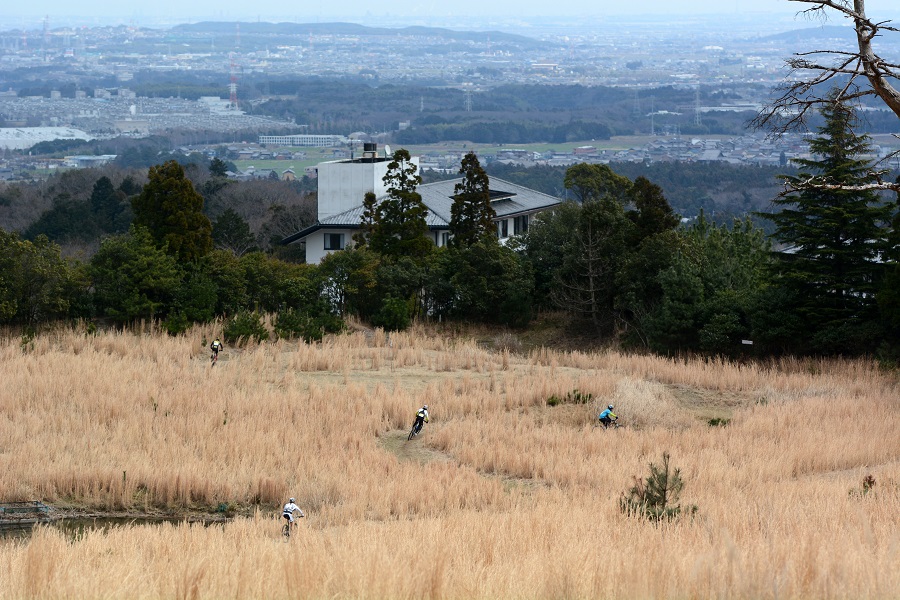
top-left (172, 21), bottom-right (550, 48)
top-left (760, 25), bottom-right (858, 43)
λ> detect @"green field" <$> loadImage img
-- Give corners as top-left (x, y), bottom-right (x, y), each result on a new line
top-left (239, 136), bottom-right (678, 175)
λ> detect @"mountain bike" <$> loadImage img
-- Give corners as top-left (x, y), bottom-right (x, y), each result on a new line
top-left (407, 419), bottom-right (423, 441)
top-left (210, 351), bottom-right (218, 366)
top-left (595, 419), bottom-right (621, 430)
top-left (281, 516), bottom-right (300, 539)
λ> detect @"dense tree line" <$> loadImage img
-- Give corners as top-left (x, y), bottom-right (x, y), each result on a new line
top-left (515, 99), bottom-right (898, 358)
top-left (395, 120), bottom-right (613, 145)
top-left (476, 161), bottom-right (798, 225)
top-left (2, 101), bottom-right (898, 361)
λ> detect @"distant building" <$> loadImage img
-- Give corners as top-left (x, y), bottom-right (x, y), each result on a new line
top-left (0, 127), bottom-right (93, 150)
top-left (283, 145), bottom-right (561, 264)
top-left (258, 134), bottom-right (348, 147)
top-left (64, 155), bottom-right (117, 167)
top-left (114, 120), bottom-right (150, 135)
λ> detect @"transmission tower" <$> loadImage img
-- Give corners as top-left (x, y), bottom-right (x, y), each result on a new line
top-left (229, 52), bottom-right (239, 110)
top-left (42, 15), bottom-right (49, 61)
top-left (464, 89), bottom-right (473, 112)
top-left (694, 87), bottom-right (702, 126)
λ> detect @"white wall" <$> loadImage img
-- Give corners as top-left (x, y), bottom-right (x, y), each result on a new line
top-left (315, 157), bottom-right (419, 220)
top-left (305, 229), bottom-right (353, 265)
top-left (316, 160), bottom-right (387, 221)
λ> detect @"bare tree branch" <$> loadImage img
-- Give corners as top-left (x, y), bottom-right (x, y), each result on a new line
top-left (752, 0), bottom-right (900, 133)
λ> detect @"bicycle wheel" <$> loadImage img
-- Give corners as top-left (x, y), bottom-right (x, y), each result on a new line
top-left (407, 424), bottom-right (416, 441)
top-left (282, 522), bottom-right (290, 538)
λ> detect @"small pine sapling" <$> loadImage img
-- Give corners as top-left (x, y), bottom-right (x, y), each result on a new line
top-left (620, 452), bottom-right (697, 521)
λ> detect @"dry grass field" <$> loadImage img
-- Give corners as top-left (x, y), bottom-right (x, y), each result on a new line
top-left (0, 322), bottom-right (898, 599)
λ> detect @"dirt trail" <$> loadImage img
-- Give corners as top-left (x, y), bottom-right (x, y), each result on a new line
top-left (666, 383), bottom-right (750, 421)
top-left (377, 430), bottom-right (453, 465)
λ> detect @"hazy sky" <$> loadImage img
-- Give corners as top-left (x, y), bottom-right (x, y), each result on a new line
top-left (2, 0), bottom-right (896, 27)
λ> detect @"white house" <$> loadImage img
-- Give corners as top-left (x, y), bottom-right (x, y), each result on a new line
top-left (283, 147), bottom-right (562, 264)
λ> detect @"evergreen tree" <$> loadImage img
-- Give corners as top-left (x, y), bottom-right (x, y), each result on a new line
top-left (620, 452), bottom-right (696, 522)
top-left (353, 191), bottom-right (378, 248)
top-left (877, 188), bottom-right (900, 360)
top-left (552, 196), bottom-right (633, 334)
top-left (132, 160), bottom-right (213, 262)
top-left (90, 226), bottom-right (181, 322)
top-left (626, 176), bottom-right (680, 244)
top-left (369, 149), bottom-right (431, 259)
top-left (0, 229), bottom-right (82, 325)
top-left (209, 157), bottom-right (229, 178)
top-left (89, 176), bottom-right (124, 233)
top-left (449, 152), bottom-right (496, 248)
top-left (563, 163), bottom-right (631, 204)
top-left (760, 98), bottom-right (893, 353)
top-left (212, 208), bottom-right (256, 257)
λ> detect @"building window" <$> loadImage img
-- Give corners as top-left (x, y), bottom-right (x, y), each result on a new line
top-left (324, 233), bottom-right (345, 251)
top-left (497, 219), bottom-right (509, 239)
top-left (514, 214), bottom-right (529, 235)
top-left (441, 232), bottom-right (450, 247)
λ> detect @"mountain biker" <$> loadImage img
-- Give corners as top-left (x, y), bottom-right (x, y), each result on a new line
top-left (598, 404), bottom-right (618, 428)
top-left (412, 404), bottom-right (430, 435)
top-left (210, 338), bottom-right (223, 360)
top-left (282, 497), bottom-right (305, 529)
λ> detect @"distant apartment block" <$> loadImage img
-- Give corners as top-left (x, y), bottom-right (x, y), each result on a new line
top-left (258, 134), bottom-right (348, 147)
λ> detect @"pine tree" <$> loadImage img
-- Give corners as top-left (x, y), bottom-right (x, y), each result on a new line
top-left (620, 452), bottom-right (696, 521)
top-left (132, 160), bottom-right (213, 262)
top-left (760, 97), bottom-right (893, 353)
top-left (369, 149), bottom-right (431, 259)
top-left (89, 176), bottom-right (123, 233)
top-left (353, 191), bottom-right (378, 248)
top-left (449, 152), bottom-right (496, 248)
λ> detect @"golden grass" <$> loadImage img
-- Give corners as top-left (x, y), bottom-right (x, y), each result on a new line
top-left (0, 323), bottom-right (898, 599)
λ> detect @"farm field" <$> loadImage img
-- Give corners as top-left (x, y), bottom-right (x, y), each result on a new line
top-left (237, 135), bottom-right (687, 176)
top-left (0, 323), bottom-right (898, 599)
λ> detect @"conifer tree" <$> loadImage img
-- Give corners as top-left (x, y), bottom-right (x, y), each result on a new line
top-left (761, 97), bottom-right (893, 353)
top-left (369, 149), bottom-right (431, 259)
top-left (353, 191), bottom-right (378, 248)
top-left (132, 160), bottom-right (213, 262)
top-left (89, 176), bottom-right (123, 233)
top-left (449, 152), bottom-right (496, 248)
top-left (620, 452), bottom-right (696, 522)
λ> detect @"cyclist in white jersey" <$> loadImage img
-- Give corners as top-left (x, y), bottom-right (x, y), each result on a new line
top-left (282, 497), bottom-right (305, 525)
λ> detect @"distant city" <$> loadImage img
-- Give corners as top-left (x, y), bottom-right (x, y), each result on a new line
top-left (1, 14), bottom-right (898, 181)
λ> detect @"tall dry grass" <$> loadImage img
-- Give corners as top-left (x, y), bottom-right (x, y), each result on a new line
top-left (0, 324), bottom-right (897, 598)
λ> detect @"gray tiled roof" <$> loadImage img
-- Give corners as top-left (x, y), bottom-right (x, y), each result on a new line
top-left (283, 177), bottom-right (561, 244)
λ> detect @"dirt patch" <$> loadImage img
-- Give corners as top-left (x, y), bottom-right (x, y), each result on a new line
top-left (377, 429), bottom-right (453, 465)
top-left (666, 384), bottom-right (751, 422)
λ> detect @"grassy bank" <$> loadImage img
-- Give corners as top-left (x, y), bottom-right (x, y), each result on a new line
top-left (0, 324), bottom-right (897, 598)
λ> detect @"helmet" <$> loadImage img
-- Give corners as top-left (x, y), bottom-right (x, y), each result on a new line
top-left (289, 498), bottom-right (295, 503)
top-left (608, 405), bottom-right (614, 410)
top-left (423, 405), bottom-right (428, 410)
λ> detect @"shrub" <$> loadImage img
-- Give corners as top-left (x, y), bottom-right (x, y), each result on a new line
top-left (546, 389), bottom-right (593, 407)
top-left (492, 331), bottom-right (523, 353)
top-left (371, 296), bottom-right (412, 331)
top-left (274, 308), bottom-right (344, 342)
top-left (849, 474), bottom-right (877, 498)
top-left (224, 311), bottom-right (269, 344)
top-left (620, 452), bottom-right (697, 521)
